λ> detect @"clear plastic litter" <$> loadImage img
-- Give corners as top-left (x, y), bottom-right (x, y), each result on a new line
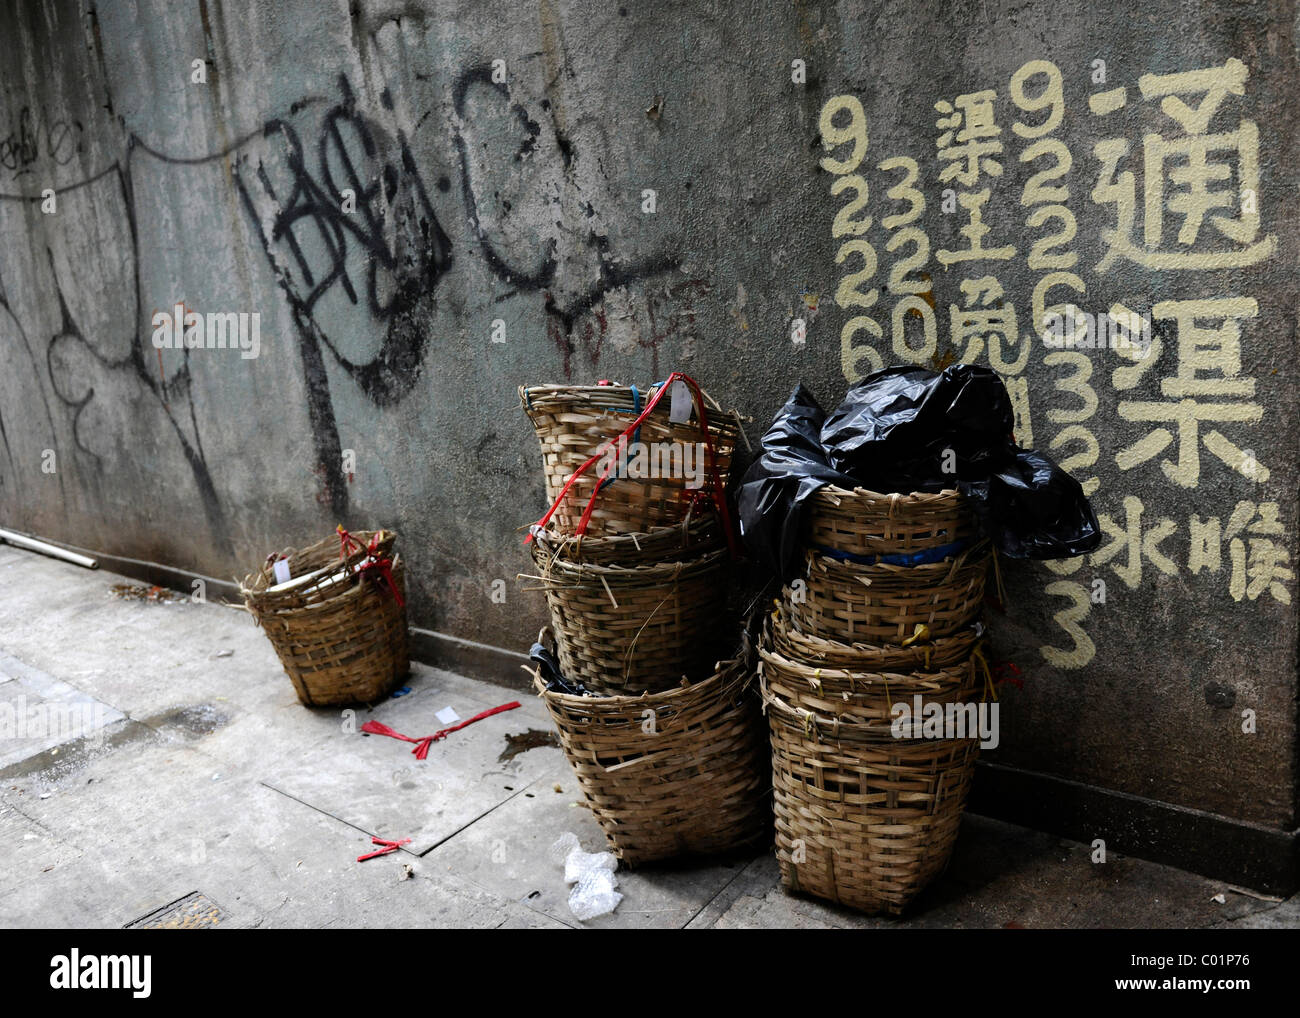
top-left (568, 868), bottom-right (622, 921)
top-left (551, 832), bottom-right (622, 920)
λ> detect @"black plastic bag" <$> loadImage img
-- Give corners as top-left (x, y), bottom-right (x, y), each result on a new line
top-left (736, 384), bottom-right (856, 580)
top-left (529, 639), bottom-right (591, 696)
top-left (737, 366), bottom-right (1100, 579)
top-left (821, 364), bottom-right (1015, 493)
top-left (960, 447), bottom-right (1101, 560)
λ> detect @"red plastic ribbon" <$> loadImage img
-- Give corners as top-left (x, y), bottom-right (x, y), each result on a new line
top-left (360, 701), bottom-right (522, 760)
top-left (357, 835), bottom-right (411, 862)
top-left (994, 661), bottom-right (1024, 690)
top-left (336, 525), bottom-right (405, 608)
top-left (526, 372), bottom-right (739, 557)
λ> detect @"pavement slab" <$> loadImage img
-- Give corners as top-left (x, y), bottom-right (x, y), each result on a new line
top-left (423, 761), bottom-right (764, 928)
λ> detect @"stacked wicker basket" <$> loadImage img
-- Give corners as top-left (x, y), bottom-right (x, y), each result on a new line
top-left (759, 486), bottom-right (992, 914)
top-left (520, 377), bottom-right (769, 865)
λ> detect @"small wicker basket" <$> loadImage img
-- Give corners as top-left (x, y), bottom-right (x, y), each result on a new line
top-left (241, 529), bottom-right (408, 707)
top-left (535, 636), bottom-right (770, 865)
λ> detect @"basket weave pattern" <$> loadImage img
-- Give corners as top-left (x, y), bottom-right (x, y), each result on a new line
top-left (765, 688), bottom-right (978, 915)
top-left (807, 486), bottom-right (974, 557)
top-left (520, 383), bottom-right (739, 537)
top-left (526, 544), bottom-right (729, 696)
top-left (536, 645), bottom-right (769, 865)
top-left (783, 542), bottom-right (991, 644)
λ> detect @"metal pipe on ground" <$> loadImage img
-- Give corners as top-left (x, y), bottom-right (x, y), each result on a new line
top-left (0, 527), bottom-right (99, 569)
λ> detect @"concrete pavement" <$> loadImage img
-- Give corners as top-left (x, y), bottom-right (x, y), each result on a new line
top-left (0, 543), bottom-right (1294, 929)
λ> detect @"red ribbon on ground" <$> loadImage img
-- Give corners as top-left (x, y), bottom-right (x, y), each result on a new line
top-left (360, 701), bottom-right (522, 760)
top-left (525, 372), bottom-right (739, 558)
top-left (356, 836), bottom-right (411, 862)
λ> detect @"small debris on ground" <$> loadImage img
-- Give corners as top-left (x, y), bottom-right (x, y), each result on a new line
top-left (109, 583), bottom-right (184, 604)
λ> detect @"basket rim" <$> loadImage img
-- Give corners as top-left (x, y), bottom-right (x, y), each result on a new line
top-left (804, 538), bottom-right (990, 579)
top-left (240, 528), bottom-right (398, 603)
top-left (812, 484), bottom-right (964, 504)
top-left (526, 544), bottom-right (728, 582)
top-left (519, 380), bottom-right (732, 418)
top-left (533, 636), bottom-right (752, 708)
top-left (767, 609), bottom-right (983, 655)
top-left (758, 642), bottom-right (972, 685)
top-left (761, 679), bottom-right (983, 742)
top-left (529, 513), bottom-right (722, 559)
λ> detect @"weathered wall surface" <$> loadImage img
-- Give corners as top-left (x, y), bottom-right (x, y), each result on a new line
top-left (1, 0), bottom-right (1296, 839)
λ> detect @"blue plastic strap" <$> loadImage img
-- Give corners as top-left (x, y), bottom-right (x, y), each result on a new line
top-left (813, 537), bottom-right (972, 568)
top-left (597, 385), bottom-right (642, 494)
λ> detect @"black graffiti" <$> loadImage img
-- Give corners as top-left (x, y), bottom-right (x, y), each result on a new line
top-left (234, 73), bottom-right (454, 518)
top-left (38, 166), bottom-right (235, 555)
top-left (0, 106), bottom-right (82, 179)
top-left (451, 65), bottom-right (678, 378)
top-left (2, 61), bottom-right (689, 540)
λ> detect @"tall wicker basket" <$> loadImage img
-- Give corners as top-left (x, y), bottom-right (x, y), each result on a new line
top-left (241, 529), bottom-right (408, 707)
top-left (536, 637), bottom-right (770, 865)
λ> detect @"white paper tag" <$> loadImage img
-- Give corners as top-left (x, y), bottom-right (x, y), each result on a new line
top-left (435, 706), bottom-right (461, 725)
top-left (668, 379), bottom-right (692, 424)
top-left (272, 558), bottom-right (291, 585)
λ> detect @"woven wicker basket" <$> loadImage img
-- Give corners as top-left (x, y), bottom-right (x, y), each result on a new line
top-left (520, 382), bottom-right (739, 538)
top-left (530, 513), bottom-right (722, 567)
top-left (783, 542), bottom-right (990, 644)
top-left (758, 640), bottom-right (979, 731)
top-left (807, 485), bottom-right (975, 558)
top-left (524, 543), bottom-right (730, 696)
top-left (241, 530), bottom-right (408, 707)
top-left (762, 684), bottom-right (978, 915)
top-left (535, 639), bottom-right (769, 865)
top-left (768, 607), bottom-right (981, 673)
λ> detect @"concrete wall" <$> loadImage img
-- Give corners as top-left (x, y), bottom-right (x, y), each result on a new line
top-left (1, 0), bottom-right (1296, 872)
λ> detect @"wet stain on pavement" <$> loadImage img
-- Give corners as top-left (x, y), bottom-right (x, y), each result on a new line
top-left (148, 704), bottom-right (232, 738)
top-left (497, 728), bottom-right (559, 762)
